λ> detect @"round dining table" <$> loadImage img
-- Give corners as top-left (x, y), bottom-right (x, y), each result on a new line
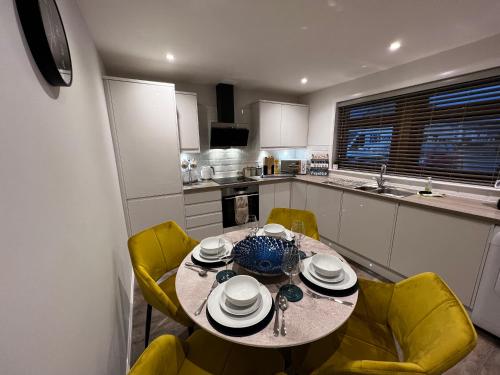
top-left (175, 229), bottom-right (358, 348)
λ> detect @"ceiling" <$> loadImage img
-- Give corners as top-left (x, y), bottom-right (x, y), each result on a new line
top-left (76, 0), bottom-right (500, 94)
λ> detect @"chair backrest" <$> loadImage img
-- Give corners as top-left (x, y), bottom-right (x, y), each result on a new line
top-left (388, 272), bottom-right (477, 375)
top-left (128, 221), bottom-right (198, 282)
top-left (266, 208), bottom-right (320, 240)
top-left (128, 335), bottom-right (185, 375)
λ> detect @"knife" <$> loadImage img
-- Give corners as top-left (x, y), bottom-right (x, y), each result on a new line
top-left (184, 262), bottom-right (218, 273)
top-left (194, 280), bottom-right (218, 316)
top-left (273, 292), bottom-right (281, 336)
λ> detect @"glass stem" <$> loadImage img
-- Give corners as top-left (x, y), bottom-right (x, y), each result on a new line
top-left (289, 272), bottom-right (293, 286)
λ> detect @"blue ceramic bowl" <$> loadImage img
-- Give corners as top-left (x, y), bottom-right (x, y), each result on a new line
top-left (233, 236), bottom-right (293, 276)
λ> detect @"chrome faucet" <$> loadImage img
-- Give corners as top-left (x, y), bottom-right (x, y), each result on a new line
top-left (376, 164), bottom-right (387, 188)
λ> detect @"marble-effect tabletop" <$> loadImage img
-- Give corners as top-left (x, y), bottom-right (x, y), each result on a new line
top-left (175, 229), bottom-right (358, 348)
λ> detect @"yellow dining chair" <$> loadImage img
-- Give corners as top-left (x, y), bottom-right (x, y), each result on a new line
top-left (129, 330), bottom-right (286, 375)
top-left (266, 208), bottom-right (320, 240)
top-left (128, 221), bottom-right (199, 347)
top-left (292, 272), bottom-right (477, 375)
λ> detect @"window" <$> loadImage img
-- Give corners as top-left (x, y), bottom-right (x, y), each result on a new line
top-left (336, 74), bottom-right (500, 186)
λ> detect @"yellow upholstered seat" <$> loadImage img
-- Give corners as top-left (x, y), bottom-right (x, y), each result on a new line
top-left (266, 208), bottom-right (320, 240)
top-left (293, 272), bottom-right (477, 374)
top-left (128, 221), bottom-right (199, 339)
top-left (129, 330), bottom-right (286, 375)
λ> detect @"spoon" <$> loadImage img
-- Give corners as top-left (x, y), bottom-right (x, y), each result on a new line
top-left (185, 265), bottom-right (208, 277)
top-left (279, 295), bottom-right (288, 336)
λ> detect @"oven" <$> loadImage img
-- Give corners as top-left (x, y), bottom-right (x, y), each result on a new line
top-left (221, 184), bottom-right (259, 228)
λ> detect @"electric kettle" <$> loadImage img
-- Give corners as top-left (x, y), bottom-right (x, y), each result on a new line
top-left (200, 166), bottom-right (215, 180)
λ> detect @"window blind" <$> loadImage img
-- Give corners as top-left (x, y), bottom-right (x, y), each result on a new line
top-left (336, 75), bottom-right (500, 186)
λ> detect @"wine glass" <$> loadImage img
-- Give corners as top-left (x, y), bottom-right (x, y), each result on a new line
top-left (246, 214), bottom-right (259, 237)
top-left (279, 245), bottom-right (303, 302)
top-left (215, 238), bottom-right (237, 283)
top-left (291, 220), bottom-right (306, 258)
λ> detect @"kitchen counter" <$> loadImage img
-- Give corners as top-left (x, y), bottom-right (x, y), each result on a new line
top-left (183, 174), bottom-right (500, 224)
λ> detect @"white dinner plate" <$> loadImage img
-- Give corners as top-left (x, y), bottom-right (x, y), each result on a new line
top-left (301, 257), bottom-right (357, 290)
top-left (219, 292), bottom-right (262, 316)
top-left (307, 263), bottom-right (345, 284)
top-left (256, 228), bottom-right (293, 241)
top-left (192, 240), bottom-right (233, 264)
top-left (207, 284), bottom-right (272, 328)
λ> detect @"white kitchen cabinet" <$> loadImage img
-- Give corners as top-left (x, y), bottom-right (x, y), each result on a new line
top-left (305, 184), bottom-right (342, 242)
top-left (281, 104), bottom-right (309, 147)
top-left (127, 194), bottom-right (185, 235)
top-left (184, 190), bottom-right (223, 240)
top-left (254, 101), bottom-right (309, 148)
top-left (306, 93), bottom-right (334, 147)
top-left (257, 102), bottom-right (282, 148)
top-left (105, 78), bottom-right (182, 199)
top-left (259, 182), bottom-right (292, 225)
top-left (291, 181), bottom-right (307, 210)
top-left (176, 91), bottom-right (200, 152)
top-left (259, 184), bottom-right (275, 226)
top-left (338, 192), bottom-right (397, 266)
top-left (274, 182), bottom-right (291, 209)
top-left (390, 205), bottom-right (491, 306)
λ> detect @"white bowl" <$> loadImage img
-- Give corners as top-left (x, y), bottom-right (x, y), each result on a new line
top-left (263, 223), bottom-right (286, 238)
top-left (200, 237), bottom-right (225, 256)
top-left (223, 275), bottom-right (261, 307)
top-left (311, 254), bottom-right (344, 278)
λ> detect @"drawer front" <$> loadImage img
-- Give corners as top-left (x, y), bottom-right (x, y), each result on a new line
top-left (185, 201), bottom-right (222, 216)
top-left (186, 212), bottom-right (222, 229)
top-left (184, 190), bottom-right (221, 205)
top-left (187, 223), bottom-right (223, 240)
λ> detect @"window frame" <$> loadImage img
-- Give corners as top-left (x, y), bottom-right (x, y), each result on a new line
top-left (334, 67), bottom-right (500, 186)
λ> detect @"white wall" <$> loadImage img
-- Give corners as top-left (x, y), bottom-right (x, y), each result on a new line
top-left (300, 33), bottom-right (500, 158)
top-left (0, 1), bottom-right (131, 374)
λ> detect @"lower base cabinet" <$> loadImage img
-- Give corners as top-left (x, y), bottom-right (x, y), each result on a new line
top-left (184, 190), bottom-right (223, 240)
top-left (259, 182), bottom-right (291, 226)
top-left (127, 194), bottom-right (185, 235)
top-left (305, 184), bottom-right (342, 242)
top-left (390, 205), bottom-right (491, 306)
top-left (291, 181), bottom-right (307, 210)
top-left (338, 192), bottom-right (397, 266)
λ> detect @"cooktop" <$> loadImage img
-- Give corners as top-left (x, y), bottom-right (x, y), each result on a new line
top-left (212, 176), bottom-right (255, 185)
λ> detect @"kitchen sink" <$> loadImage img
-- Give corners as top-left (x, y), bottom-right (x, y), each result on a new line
top-left (354, 185), bottom-right (415, 198)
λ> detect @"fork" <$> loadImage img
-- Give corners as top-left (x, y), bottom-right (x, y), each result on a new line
top-left (194, 280), bottom-right (218, 315)
top-left (306, 289), bottom-right (354, 306)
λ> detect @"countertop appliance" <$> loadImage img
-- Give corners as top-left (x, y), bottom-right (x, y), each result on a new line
top-left (472, 227), bottom-right (500, 337)
top-left (281, 159), bottom-right (307, 175)
top-left (221, 184), bottom-right (259, 228)
top-left (210, 83), bottom-right (249, 148)
top-left (200, 165), bottom-right (215, 180)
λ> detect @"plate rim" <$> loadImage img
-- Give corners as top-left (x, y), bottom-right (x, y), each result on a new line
top-left (207, 284), bottom-right (272, 328)
top-left (307, 263), bottom-right (345, 283)
top-left (192, 242), bottom-right (233, 263)
top-left (302, 257), bottom-right (357, 290)
top-left (219, 292), bottom-right (263, 316)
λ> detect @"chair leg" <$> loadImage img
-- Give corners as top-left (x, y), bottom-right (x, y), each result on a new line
top-left (145, 304), bottom-right (152, 348)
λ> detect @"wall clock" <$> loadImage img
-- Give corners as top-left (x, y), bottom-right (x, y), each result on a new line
top-left (16, 0), bottom-right (73, 87)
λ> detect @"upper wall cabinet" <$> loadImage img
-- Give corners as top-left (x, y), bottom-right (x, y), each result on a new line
top-left (104, 78), bottom-right (183, 199)
top-left (176, 91), bottom-right (200, 152)
top-left (253, 101), bottom-right (309, 148)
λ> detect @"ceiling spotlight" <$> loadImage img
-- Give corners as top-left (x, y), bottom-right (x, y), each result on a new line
top-left (361, 65), bottom-right (368, 68)
top-left (301, 77), bottom-right (308, 84)
top-left (301, 26), bottom-right (309, 30)
top-left (327, 0), bottom-right (337, 7)
top-left (166, 53), bottom-right (175, 62)
top-left (389, 41), bottom-right (401, 52)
